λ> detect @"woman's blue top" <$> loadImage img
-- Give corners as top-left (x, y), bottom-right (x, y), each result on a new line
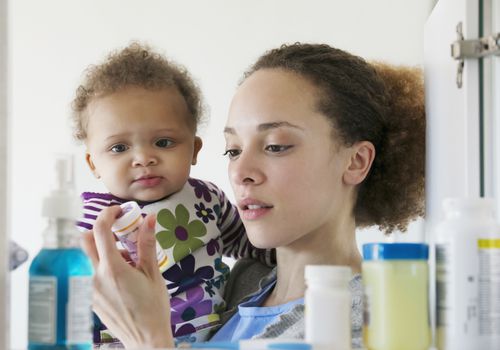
top-left (210, 280), bottom-right (304, 341)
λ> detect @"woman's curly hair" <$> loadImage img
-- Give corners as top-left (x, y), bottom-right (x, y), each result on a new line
top-left (71, 42), bottom-right (204, 140)
top-left (245, 43), bottom-right (425, 233)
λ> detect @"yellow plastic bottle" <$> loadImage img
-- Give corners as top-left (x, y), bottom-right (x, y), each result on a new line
top-left (362, 243), bottom-right (430, 350)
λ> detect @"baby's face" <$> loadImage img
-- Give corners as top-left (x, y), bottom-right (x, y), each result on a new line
top-left (84, 86), bottom-right (202, 202)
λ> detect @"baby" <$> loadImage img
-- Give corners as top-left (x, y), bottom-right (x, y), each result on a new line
top-left (71, 42), bottom-right (274, 346)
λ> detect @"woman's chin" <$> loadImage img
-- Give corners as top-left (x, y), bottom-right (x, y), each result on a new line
top-left (247, 233), bottom-right (281, 250)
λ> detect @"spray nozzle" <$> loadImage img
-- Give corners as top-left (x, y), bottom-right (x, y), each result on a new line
top-left (42, 154), bottom-right (82, 219)
top-left (54, 154), bottom-right (74, 192)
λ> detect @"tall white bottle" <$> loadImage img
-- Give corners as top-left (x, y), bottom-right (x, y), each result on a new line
top-left (305, 265), bottom-right (352, 350)
top-left (435, 198), bottom-right (500, 350)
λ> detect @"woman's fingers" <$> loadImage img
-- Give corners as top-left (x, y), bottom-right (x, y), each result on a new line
top-left (92, 206), bottom-right (123, 265)
top-left (136, 213), bottom-right (161, 278)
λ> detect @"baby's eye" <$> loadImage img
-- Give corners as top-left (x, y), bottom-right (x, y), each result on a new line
top-left (265, 144), bottom-right (293, 153)
top-left (155, 138), bottom-right (174, 148)
top-left (110, 144), bottom-right (128, 153)
top-left (223, 149), bottom-right (241, 160)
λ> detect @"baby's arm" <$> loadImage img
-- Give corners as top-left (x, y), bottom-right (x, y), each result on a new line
top-left (77, 192), bottom-right (123, 231)
top-left (212, 183), bottom-right (276, 266)
top-left (76, 192), bottom-right (121, 231)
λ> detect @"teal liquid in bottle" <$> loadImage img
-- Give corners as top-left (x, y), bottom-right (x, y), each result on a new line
top-left (28, 156), bottom-right (93, 350)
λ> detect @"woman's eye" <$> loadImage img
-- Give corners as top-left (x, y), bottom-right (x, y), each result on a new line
top-left (265, 144), bottom-right (293, 153)
top-left (110, 144), bottom-right (128, 153)
top-left (155, 138), bottom-right (174, 148)
top-left (223, 149), bottom-right (241, 159)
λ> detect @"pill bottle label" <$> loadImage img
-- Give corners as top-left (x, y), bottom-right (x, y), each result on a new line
top-left (436, 244), bottom-right (451, 328)
top-left (436, 242), bottom-right (479, 334)
top-left (478, 238), bottom-right (500, 336)
top-left (363, 286), bottom-right (372, 327)
top-left (28, 276), bottom-right (57, 344)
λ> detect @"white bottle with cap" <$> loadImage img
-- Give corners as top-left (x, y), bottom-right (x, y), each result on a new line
top-left (305, 265), bottom-right (352, 350)
top-left (435, 197), bottom-right (500, 350)
top-left (112, 201), bottom-right (168, 273)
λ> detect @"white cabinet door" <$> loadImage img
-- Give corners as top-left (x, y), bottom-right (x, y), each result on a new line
top-left (0, 0), bottom-right (9, 348)
top-left (424, 0), bottom-right (481, 233)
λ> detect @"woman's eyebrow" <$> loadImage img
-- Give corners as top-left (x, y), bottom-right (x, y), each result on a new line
top-left (224, 121), bottom-right (303, 135)
top-left (257, 121), bottom-right (303, 131)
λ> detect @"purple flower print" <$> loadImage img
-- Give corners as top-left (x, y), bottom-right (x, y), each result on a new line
top-left (163, 255), bottom-right (214, 294)
top-left (188, 178), bottom-right (212, 202)
top-left (206, 239), bottom-right (220, 256)
top-left (170, 285), bottom-right (213, 325)
top-left (171, 323), bottom-right (196, 338)
top-left (194, 202), bottom-right (215, 224)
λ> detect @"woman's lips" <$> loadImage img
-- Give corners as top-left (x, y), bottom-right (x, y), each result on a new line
top-left (240, 206), bottom-right (273, 220)
top-left (134, 176), bottom-right (163, 187)
top-left (238, 199), bottom-right (273, 220)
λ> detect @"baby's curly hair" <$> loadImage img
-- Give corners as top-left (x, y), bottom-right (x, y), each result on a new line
top-left (246, 43), bottom-right (425, 233)
top-left (71, 42), bottom-right (204, 140)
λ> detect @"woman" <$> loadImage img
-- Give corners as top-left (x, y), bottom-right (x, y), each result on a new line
top-left (82, 43), bottom-right (425, 349)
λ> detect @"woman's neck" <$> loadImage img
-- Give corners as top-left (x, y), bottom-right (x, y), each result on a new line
top-left (262, 218), bottom-right (361, 307)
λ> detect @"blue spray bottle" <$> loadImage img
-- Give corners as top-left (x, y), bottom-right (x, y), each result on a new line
top-left (28, 155), bottom-right (93, 350)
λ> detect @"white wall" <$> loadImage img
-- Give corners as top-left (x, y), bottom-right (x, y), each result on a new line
top-left (8, 0), bottom-right (433, 348)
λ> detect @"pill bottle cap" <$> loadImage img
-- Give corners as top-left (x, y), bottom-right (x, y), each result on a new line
top-left (363, 243), bottom-right (429, 261)
top-left (111, 201), bottom-right (143, 236)
top-left (305, 265), bottom-right (351, 287)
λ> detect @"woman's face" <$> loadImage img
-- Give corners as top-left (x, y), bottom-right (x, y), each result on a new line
top-left (224, 69), bottom-right (354, 249)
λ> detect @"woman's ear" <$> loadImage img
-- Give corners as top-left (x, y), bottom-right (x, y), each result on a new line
top-left (343, 141), bottom-right (375, 185)
top-left (191, 136), bottom-right (203, 165)
top-left (85, 152), bottom-right (101, 179)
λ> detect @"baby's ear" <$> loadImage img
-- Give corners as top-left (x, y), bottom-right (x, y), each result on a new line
top-left (191, 136), bottom-right (203, 165)
top-left (343, 141), bottom-right (375, 186)
top-left (85, 152), bottom-right (101, 179)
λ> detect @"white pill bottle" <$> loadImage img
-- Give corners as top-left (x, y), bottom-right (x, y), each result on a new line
top-left (435, 197), bottom-right (500, 350)
top-left (305, 265), bottom-right (352, 350)
top-left (112, 201), bottom-right (169, 273)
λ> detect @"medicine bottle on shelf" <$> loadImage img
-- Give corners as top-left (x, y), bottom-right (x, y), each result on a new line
top-left (435, 197), bottom-right (500, 350)
top-left (28, 155), bottom-right (93, 350)
top-left (362, 242), bottom-right (430, 350)
top-left (112, 201), bottom-right (168, 272)
top-left (304, 265), bottom-right (352, 350)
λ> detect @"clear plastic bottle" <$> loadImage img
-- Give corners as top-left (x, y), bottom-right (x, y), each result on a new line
top-left (112, 201), bottom-right (168, 272)
top-left (305, 265), bottom-right (352, 350)
top-left (435, 197), bottom-right (500, 350)
top-left (28, 155), bottom-right (93, 350)
top-left (362, 243), bottom-right (430, 350)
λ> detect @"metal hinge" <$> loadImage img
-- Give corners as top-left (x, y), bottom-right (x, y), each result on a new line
top-left (451, 22), bottom-right (500, 88)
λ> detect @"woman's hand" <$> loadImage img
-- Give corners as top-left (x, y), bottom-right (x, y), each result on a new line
top-left (81, 206), bottom-right (174, 349)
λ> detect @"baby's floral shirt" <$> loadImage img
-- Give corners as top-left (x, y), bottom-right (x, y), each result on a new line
top-left (78, 178), bottom-right (275, 347)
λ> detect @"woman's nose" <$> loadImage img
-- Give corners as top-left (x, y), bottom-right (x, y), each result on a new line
top-left (230, 152), bottom-right (264, 186)
top-left (132, 148), bottom-right (158, 167)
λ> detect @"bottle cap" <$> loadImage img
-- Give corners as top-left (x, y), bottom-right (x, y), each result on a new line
top-left (112, 201), bottom-right (143, 236)
top-left (42, 154), bottom-right (82, 219)
top-left (363, 243), bottom-right (429, 261)
top-left (305, 265), bottom-right (352, 285)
